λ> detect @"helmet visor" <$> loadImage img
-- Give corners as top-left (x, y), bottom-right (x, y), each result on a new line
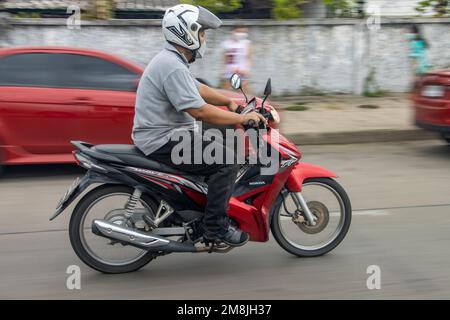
top-left (197, 6), bottom-right (222, 30)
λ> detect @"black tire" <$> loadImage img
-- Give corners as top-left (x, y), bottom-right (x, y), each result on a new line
top-left (442, 134), bottom-right (450, 144)
top-left (69, 184), bottom-right (158, 274)
top-left (271, 178), bottom-right (352, 257)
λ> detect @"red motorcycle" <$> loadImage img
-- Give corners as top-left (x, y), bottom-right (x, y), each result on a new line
top-left (50, 74), bottom-right (352, 274)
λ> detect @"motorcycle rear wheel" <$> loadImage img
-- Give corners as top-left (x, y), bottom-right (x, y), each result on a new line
top-left (69, 184), bottom-right (159, 274)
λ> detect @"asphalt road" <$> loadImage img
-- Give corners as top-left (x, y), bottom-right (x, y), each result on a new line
top-left (0, 140), bottom-right (449, 299)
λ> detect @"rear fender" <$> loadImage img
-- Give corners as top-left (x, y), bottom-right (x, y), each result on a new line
top-left (49, 170), bottom-right (123, 221)
top-left (285, 162), bottom-right (337, 192)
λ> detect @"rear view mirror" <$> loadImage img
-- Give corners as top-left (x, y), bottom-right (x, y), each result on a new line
top-left (261, 78), bottom-right (272, 108)
top-left (230, 73), bottom-right (242, 90)
top-left (264, 78), bottom-right (272, 96)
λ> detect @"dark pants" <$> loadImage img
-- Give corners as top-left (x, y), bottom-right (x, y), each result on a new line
top-left (147, 129), bottom-right (240, 235)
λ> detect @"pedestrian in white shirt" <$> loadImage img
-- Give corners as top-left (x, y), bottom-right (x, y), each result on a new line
top-left (222, 26), bottom-right (252, 93)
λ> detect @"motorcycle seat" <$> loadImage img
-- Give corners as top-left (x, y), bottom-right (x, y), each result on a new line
top-left (91, 144), bottom-right (204, 181)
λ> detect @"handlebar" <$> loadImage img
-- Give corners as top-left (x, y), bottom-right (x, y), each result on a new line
top-left (246, 119), bottom-right (256, 128)
top-left (236, 104), bottom-right (275, 130)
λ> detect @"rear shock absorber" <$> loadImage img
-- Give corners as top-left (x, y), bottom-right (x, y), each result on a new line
top-left (124, 188), bottom-right (142, 222)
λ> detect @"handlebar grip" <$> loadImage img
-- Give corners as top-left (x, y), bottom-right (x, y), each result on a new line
top-left (247, 119), bottom-right (256, 128)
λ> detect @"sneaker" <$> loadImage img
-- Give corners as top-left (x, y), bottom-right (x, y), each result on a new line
top-left (204, 225), bottom-right (249, 247)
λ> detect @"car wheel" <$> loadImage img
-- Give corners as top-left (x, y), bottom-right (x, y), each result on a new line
top-left (442, 134), bottom-right (450, 144)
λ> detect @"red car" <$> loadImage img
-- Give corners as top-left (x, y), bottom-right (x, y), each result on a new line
top-left (0, 46), bottom-right (241, 171)
top-left (412, 69), bottom-right (450, 143)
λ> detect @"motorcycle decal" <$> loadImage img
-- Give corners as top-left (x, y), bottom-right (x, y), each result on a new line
top-left (279, 145), bottom-right (299, 161)
top-left (280, 158), bottom-right (297, 168)
top-left (126, 167), bottom-right (208, 194)
top-left (249, 181), bottom-right (266, 186)
top-left (140, 175), bottom-right (173, 190)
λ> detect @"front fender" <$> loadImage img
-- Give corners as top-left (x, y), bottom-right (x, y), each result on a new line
top-left (285, 162), bottom-right (337, 192)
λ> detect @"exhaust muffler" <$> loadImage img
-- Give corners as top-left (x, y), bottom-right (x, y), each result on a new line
top-left (91, 219), bottom-right (196, 253)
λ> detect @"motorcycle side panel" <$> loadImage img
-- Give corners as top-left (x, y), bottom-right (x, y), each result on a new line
top-left (227, 197), bottom-right (261, 241)
top-left (229, 163), bottom-right (297, 242)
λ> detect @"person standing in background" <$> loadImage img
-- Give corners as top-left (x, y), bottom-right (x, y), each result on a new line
top-left (407, 24), bottom-right (430, 78)
top-left (222, 26), bottom-right (252, 93)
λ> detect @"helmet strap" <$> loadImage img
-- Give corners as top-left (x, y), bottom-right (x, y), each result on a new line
top-left (188, 49), bottom-right (197, 63)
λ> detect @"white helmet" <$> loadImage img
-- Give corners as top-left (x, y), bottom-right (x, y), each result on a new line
top-left (162, 4), bottom-right (222, 59)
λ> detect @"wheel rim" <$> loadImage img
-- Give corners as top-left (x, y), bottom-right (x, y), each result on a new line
top-left (277, 181), bottom-right (347, 251)
top-left (79, 192), bottom-right (152, 266)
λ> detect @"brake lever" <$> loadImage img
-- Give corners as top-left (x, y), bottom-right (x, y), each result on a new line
top-left (258, 108), bottom-right (272, 128)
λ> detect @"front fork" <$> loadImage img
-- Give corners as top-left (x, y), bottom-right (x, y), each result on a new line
top-left (290, 192), bottom-right (317, 226)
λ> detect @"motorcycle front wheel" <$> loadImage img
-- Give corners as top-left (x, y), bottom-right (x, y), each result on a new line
top-left (271, 178), bottom-right (352, 257)
top-left (69, 184), bottom-right (159, 274)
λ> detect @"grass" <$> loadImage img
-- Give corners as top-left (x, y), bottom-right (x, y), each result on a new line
top-left (325, 105), bottom-right (343, 110)
top-left (14, 12), bottom-right (41, 18)
top-left (286, 103), bottom-right (310, 111)
top-left (357, 104), bottom-right (380, 109)
top-left (363, 90), bottom-right (388, 98)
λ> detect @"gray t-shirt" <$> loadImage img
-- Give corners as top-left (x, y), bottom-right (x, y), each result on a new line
top-left (132, 42), bottom-right (206, 155)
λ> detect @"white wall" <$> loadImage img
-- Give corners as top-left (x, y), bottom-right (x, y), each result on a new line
top-left (366, 0), bottom-right (423, 16)
top-left (303, 0), bottom-right (434, 17)
top-left (1, 18), bottom-right (449, 95)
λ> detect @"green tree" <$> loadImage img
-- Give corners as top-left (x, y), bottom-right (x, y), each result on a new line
top-left (181, 0), bottom-right (242, 13)
top-left (272, 0), bottom-right (305, 20)
top-left (416, 0), bottom-right (449, 17)
top-left (322, 0), bottom-right (359, 18)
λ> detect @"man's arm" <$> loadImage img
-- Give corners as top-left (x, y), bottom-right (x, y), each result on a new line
top-left (185, 104), bottom-right (266, 127)
top-left (163, 69), bottom-right (261, 125)
top-left (198, 83), bottom-right (238, 112)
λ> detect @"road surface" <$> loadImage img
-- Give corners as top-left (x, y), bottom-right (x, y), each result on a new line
top-left (0, 140), bottom-right (449, 299)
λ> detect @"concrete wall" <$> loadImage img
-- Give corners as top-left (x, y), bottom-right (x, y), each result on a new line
top-left (0, 18), bottom-right (449, 95)
top-left (365, 0), bottom-right (428, 16)
top-left (300, 0), bottom-right (433, 18)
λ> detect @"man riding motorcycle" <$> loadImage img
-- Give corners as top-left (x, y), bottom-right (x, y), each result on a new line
top-left (132, 4), bottom-right (266, 247)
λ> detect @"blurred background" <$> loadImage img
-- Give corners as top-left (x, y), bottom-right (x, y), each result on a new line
top-left (0, 0), bottom-right (449, 299)
top-left (0, 0), bottom-right (449, 93)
